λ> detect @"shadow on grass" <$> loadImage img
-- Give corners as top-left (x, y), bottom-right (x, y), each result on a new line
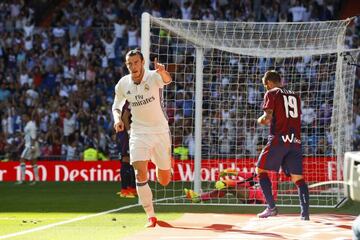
top-left (156, 220), bottom-right (288, 239)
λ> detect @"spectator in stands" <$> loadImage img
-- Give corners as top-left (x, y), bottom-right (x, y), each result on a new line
top-left (301, 100), bottom-right (316, 128)
top-left (219, 128), bottom-right (232, 155)
top-left (183, 127), bottom-right (195, 159)
top-left (0, 82), bottom-right (11, 102)
top-left (108, 133), bottom-right (120, 160)
top-left (5, 130), bottom-right (23, 161)
top-left (180, 1), bottom-right (193, 20)
top-left (127, 24), bottom-right (139, 49)
top-left (65, 138), bottom-right (78, 161)
top-left (245, 125), bottom-right (259, 157)
top-left (63, 110), bottom-right (76, 145)
top-left (0, 0), bottom-right (358, 164)
top-left (288, 0), bottom-right (308, 22)
top-left (83, 144), bottom-right (98, 161)
top-left (83, 143), bottom-right (107, 161)
top-left (0, 132), bottom-right (6, 160)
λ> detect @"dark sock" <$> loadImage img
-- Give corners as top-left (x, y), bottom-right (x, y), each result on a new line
top-left (295, 179), bottom-right (309, 217)
top-left (120, 162), bottom-right (131, 189)
top-left (259, 172), bottom-right (276, 209)
top-left (129, 165), bottom-right (136, 188)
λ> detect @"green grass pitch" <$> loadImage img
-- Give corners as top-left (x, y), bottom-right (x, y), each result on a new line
top-left (0, 182), bottom-right (359, 240)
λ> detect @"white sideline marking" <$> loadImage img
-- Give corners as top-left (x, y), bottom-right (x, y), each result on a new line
top-left (0, 203), bottom-right (139, 239)
top-left (0, 196), bottom-right (178, 239)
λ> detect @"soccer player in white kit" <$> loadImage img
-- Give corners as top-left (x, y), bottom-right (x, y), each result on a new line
top-left (17, 112), bottom-right (40, 185)
top-left (112, 49), bottom-right (172, 227)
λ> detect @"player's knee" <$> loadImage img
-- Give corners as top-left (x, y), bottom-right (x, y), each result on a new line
top-left (135, 169), bottom-right (148, 182)
top-left (158, 177), bottom-right (170, 186)
top-left (293, 178), bottom-right (306, 187)
top-left (122, 156), bottom-right (130, 163)
top-left (157, 169), bottom-right (171, 186)
top-left (258, 171), bottom-right (269, 180)
top-left (291, 174), bottom-right (304, 184)
top-left (256, 167), bottom-right (266, 175)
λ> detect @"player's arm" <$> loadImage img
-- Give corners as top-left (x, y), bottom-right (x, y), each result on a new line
top-left (112, 85), bottom-right (126, 133)
top-left (30, 126), bottom-right (37, 151)
top-left (257, 109), bottom-right (273, 126)
top-left (154, 58), bottom-right (172, 84)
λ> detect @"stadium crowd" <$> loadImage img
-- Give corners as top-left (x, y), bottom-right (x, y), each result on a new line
top-left (0, 0), bottom-right (359, 161)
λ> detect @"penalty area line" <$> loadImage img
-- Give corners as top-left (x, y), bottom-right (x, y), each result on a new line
top-left (0, 203), bottom-right (139, 240)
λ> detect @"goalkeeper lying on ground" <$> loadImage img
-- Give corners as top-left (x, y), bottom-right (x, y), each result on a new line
top-left (184, 168), bottom-right (279, 204)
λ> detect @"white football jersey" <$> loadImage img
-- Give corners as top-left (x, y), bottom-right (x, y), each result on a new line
top-left (24, 120), bottom-right (37, 147)
top-left (113, 69), bottom-right (170, 134)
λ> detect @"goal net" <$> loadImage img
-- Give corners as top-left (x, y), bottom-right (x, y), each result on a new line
top-left (141, 13), bottom-right (359, 207)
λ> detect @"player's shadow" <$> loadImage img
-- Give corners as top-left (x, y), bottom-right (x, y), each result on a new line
top-left (156, 220), bottom-right (288, 239)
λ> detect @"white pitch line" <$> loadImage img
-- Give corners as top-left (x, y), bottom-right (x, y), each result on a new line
top-left (0, 203), bottom-right (139, 239)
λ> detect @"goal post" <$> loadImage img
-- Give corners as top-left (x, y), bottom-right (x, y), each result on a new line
top-left (141, 12), bottom-right (359, 207)
top-left (344, 152), bottom-right (360, 202)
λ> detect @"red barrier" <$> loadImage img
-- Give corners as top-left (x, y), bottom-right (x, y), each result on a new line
top-left (0, 157), bottom-right (337, 182)
top-left (0, 161), bottom-right (121, 182)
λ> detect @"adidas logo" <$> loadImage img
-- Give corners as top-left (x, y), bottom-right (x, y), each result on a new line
top-left (127, 90), bottom-right (131, 95)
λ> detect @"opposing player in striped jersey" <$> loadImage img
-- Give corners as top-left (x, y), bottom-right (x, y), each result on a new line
top-left (112, 49), bottom-right (172, 227)
top-left (256, 70), bottom-right (310, 220)
top-left (116, 100), bottom-right (136, 198)
top-left (17, 112), bottom-right (40, 185)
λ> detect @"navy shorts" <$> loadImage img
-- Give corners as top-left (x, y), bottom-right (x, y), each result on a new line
top-left (257, 141), bottom-right (303, 175)
top-left (118, 131), bottom-right (130, 158)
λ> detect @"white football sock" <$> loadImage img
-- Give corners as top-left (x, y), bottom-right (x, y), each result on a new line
top-left (136, 181), bottom-right (155, 218)
top-left (20, 163), bottom-right (26, 182)
top-left (33, 164), bottom-right (39, 181)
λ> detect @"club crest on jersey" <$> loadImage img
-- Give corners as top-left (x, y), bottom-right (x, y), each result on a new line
top-left (127, 90), bottom-right (131, 95)
top-left (144, 84), bottom-right (150, 92)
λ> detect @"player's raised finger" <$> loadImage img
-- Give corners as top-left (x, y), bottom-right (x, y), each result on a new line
top-left (154, 57), bottom-right (158, 68)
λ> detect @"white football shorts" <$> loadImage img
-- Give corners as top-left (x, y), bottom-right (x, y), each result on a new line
top-left (129, 132), bottom-right (171, 170)
top-left (21, 143), bottom-right (40, 160)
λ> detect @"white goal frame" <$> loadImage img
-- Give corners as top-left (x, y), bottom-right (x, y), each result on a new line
top-left (141, 12), bottom-right (358, 207)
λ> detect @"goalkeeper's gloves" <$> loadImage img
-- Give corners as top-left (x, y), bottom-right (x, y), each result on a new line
top-left (215, 179), bottom-right (237, 190)
top-left (215, 180), bottom-right (226, 190)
